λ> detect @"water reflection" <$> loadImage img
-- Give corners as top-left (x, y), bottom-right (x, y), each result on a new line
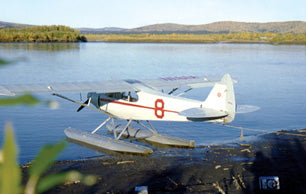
top-left (0, 58), bottom-right (11, 66)
top-left (0, 43), bottom-right (80, 51)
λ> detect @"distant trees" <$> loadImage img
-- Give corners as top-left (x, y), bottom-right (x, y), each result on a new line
top-left (0, 25), bottom-right (87, 43)
top-left (84, 32), bottom-right (306, 44)
top-left (1, 25), bottom-right (305, 44)
top-left (85, 32), bottom-right (306, 44)
top-left (270, 33), bottom-right (306, 44)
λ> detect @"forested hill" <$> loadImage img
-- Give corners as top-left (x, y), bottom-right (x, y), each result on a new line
top-left (0, 21), bottom-right (33, 29)
top-left (1, 21), bottom-right (305, 34)
top-left (79, 21), bottom-right (306, 34)
top-left (125, 21), bottom-right (306, 34)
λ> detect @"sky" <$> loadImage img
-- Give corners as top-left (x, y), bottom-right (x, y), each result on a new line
top-left (1, 0), bottom-right (305, 28)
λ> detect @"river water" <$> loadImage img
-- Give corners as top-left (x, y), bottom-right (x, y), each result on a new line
top-left (0, 43), bottom-right (305, 164)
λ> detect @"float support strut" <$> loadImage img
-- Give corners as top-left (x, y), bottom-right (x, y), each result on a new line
top-left (91, 117), bottom-right (112, 134)
top-left (116, 120), bottom-right (132, 140)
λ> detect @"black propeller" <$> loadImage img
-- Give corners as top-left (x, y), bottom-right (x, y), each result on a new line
top-left (77, 99), bottom-right (89, 112)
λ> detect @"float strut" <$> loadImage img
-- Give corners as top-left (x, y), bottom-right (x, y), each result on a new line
top-left (134, 120), bottom-right (157, 134)
top-left (116, 120), bottom-right (132, 140)
top-left (146, 120), bottom-right (158, 134)
top-left (91, 117), bottom-right (112, 134)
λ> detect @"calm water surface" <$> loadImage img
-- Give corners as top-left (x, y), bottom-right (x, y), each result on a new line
top-left (0, 43), bottom-right (305, 164)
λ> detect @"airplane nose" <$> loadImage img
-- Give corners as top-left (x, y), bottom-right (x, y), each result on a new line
top-left (77, 98), bottom-right (89, 112)
top-left (87, 92), bottom-right (95, 98)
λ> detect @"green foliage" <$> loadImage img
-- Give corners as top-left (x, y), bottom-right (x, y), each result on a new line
top-left (0, 123), bottom-right (22, 194)
top-left (0, 124), bottom-right (97, 194)
top-left (29, 142), bottom-right (66, 178)
top-left (25, 141), bottom-right (67, 194)
top-left (36, 171), bottom-right (75, 193)
top-left (0, 59), bottom-right (11, 67)
top-left (24, 139), bottom-right (96, 194)
top-left (0, 59), bottom-right (41, 107)
top-left (0, 25), bottom-right (87, 43)
top-left (36, 171), bottom-right (96, 193)
top-left (0, 94), bottom-right (40, 106)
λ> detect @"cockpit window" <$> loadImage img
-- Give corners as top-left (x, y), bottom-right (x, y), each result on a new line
top-left (106, 92), bottom-right (123, 99)
top-left (106, 91), bottom-right (138, 102)
top-left (125, 91), bottom-right (138, 102)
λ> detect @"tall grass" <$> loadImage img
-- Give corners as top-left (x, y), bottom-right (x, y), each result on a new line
top-left (85, 33), bottom-right (306, 44)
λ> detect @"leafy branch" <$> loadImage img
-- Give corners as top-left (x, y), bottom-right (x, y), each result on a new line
top-left (0, 123), bottom-right (96, 194)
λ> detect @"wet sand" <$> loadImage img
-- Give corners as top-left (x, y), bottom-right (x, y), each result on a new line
top-left (25, 129), bottom-right (306, 193)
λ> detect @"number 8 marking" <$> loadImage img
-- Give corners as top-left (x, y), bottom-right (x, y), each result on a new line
top-left (155, 99), bottom-right (165, 119)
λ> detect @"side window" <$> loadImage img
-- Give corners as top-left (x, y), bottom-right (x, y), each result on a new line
top-left (106, 92), bottom-right (123, 99)
top-left (130, 91), bottom-right (139, 102)
top-left (123, 91), bottom-right (138, 102)
top-left (105, 91), bottom-right (138, 102)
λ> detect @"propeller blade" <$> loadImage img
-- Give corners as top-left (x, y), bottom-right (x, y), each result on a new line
top-left (77, 99), bottom-right (89, 112)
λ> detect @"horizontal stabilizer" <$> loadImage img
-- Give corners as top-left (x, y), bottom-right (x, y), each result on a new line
top-left (236, 105), bottom-right (260, 114)
top-left (178, 107), bottom-right (227, 119)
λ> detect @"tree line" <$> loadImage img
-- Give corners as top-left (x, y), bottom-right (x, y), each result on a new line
top-left (85, 32), bottom-right (306, 44)
top-left (0, 25), bottom-right (87, 43)
top-left (1, 25), bottom-right (305, 44)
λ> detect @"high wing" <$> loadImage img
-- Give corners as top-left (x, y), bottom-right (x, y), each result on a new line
top-left (0, 76), bottom-right (225, 96)
top-left (0, 80), bottom-right (135, 96)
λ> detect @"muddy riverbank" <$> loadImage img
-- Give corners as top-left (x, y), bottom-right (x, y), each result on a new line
top-left (23, 129), bottom-right (306, 193)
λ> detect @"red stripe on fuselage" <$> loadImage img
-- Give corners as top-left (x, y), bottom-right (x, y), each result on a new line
top-left (100, 98), bottom-right (179, 114)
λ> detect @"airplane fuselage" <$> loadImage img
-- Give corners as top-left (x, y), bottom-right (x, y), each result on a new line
top-left (103, 91), bottom-right (198, 121)
top-left (89, 89), bottom-right (224, 122)
top-left (86, 74), bottom-right (236, 123)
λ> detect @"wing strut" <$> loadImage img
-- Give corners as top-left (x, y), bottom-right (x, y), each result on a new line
top-left (52, 93), bottom-right (111, 115)
top-left (168, 88), bottom-right (178, 95)
top-left (176, 87), bottom-right (193, 97)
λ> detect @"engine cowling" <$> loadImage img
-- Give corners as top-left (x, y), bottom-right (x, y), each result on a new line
top-left (87, 92), bottom-right (100, 108)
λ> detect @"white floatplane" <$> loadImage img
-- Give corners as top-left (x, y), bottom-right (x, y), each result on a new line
top-left (0, 74), bottom-right (240, 154)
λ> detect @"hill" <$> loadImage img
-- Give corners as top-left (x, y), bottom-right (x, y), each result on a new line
top-left (125, 21), bottom-right (306, 34)
top-left (78, 21), bottom-right (306, 34)
top-left (1, 21), bottom-right (305, 34)
top-left (0, 21), bottom-right (33, 29)
top-left (78, 27), bottom-right (126, 34)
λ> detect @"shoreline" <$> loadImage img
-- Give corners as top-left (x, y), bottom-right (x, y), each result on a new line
top-left (23, 129), bottom-right (306, 193)
top-left (85, 40), bottom-right (306, 45)
top-left (1, 40), bottom-right (305, 45)
top-left (83, 33), bottom-right (306, 45)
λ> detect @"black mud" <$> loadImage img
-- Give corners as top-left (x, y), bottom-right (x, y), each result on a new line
top-left (23, 129), bottom-right (306, 193)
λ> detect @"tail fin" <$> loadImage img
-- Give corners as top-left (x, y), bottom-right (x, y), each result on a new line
top-left (202, 74), bottom-right (236, 123)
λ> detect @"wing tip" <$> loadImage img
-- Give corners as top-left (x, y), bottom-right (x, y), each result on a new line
top-left (0, 86), bottom-right (16, 96)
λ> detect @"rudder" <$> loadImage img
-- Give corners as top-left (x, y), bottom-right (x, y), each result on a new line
top-left (202, 74), bottom-right (236, 123)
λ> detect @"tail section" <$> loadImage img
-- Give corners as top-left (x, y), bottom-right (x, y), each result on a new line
top-left (202, 74), bottom-right (236, 123)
